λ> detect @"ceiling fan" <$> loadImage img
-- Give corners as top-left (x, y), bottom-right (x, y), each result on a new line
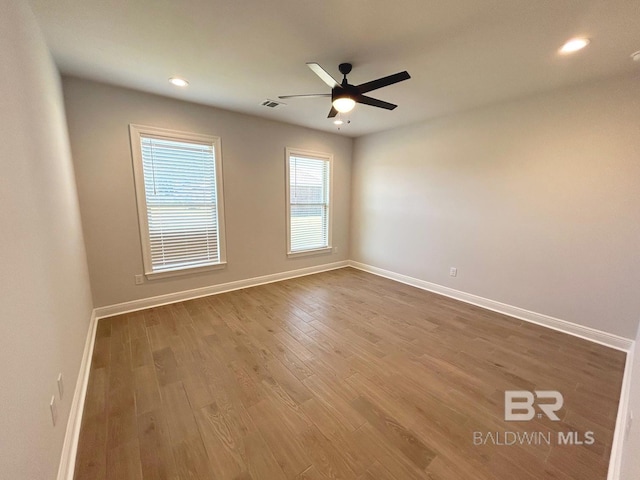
top-left (279, 62), bottom-right (411, 118)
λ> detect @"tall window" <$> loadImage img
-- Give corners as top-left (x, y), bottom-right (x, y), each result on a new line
top-left (130, 125), bottom-right (226, 278)
top-left (286, 148), bottom-right (332, 256)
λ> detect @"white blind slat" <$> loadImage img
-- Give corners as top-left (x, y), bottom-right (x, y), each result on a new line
top-left (140, 134), bottom-right (221, 271)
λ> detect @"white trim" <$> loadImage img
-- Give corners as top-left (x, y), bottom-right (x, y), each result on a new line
top-left (348, 261), bottom-right (633, 352)
top-left (95, 261), bottom-right (349, 319)
top-left (287, 247), bottom-right (332, 258)
top-left (56, 310), bottom-right (98, 480)
top-left (608, 343), bottom-right (635, 480)
top-left (145, 261), bottom-right (227, 280)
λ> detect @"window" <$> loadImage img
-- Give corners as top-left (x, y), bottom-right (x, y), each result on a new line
top-left (286, 148), bottom-right (332, 256)
top-left (129, 125), bottom-right (226, 279)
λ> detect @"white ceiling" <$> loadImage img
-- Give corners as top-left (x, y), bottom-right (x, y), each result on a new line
top-left (29, 0), bottom-right (640, 137)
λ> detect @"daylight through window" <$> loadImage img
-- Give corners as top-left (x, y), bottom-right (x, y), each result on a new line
top-left (130, 125), bottom-right (226, 278)
top-left (287, 149), bottom-right (332, 255)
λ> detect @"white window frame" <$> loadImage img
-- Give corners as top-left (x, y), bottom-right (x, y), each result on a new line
top-left (129, 124), bottom-right (227, 279)
top-left (285, 147), bottom-right (333, 258)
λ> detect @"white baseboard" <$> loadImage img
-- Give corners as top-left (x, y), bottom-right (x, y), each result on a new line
top-left (349, 261), bottom-right (635, 480)
top-left (56, 310), bottom-right (98, 480)
top-left (348, 261), bottom-right (633, 352)
top-left (94, 261), bottom-right (349, 319)
top-left (59, 261), bottom-right (348, 478)
top-left (608, 345), bottom-right (635, 480)
top-left (61, 260), bottom-right (634, 480)
top-left (95, 258), bottom-right (632, 350)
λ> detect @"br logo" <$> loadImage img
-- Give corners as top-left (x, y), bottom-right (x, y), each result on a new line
top-left (504, 391), bottom-right (564, 421)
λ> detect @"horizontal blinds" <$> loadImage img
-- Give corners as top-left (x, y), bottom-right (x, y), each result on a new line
top-left (289, 155), bottom-right (329, 252)
top-left (141, 136), bottom-right (220, 272)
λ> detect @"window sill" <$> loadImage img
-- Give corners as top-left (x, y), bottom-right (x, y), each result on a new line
top-left (287, 247), bottom-right (332, 258)
top-left (145, 261), bottom-right (227, 280)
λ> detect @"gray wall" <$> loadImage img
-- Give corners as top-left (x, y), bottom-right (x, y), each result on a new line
top-left (62, 77), bottom-right (353, 308)
top-left (351, 74), bottom-right (640, 339)
top-left (0, 1), bottom-right (94, 478)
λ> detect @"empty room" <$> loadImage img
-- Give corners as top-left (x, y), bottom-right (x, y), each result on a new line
top-left (2, 0), bottom-right (640, 479)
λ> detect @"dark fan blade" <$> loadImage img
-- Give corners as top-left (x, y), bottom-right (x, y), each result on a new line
top-left (328, 106), bottom-right (338, 118)
top-left (356, 71), bottom-right (410, 94)
top-left (278, 94), bottom-right (331, 99)
top-left (356, 94), bottom-right (397, 110)
top-left (307, 62), bottom-right (340, 88)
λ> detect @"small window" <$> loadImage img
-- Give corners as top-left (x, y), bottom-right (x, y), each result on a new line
top-left (286, 148), bottom-right (332, 257)
top-left (129, 125), bottom-right (226, 279)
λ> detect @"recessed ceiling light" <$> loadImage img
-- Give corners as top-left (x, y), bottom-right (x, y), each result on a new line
top-left (559, 38), bottom-right (590, 55)
top-left (333, 119), bottom-right (344, 125)
top-left (631, 51), bottom-right (640, 62)
top-left (169, 77), bottom-right (189, 87)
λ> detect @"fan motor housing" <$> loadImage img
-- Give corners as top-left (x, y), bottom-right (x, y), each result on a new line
top-left (332, 84), bottom-right (357, 102)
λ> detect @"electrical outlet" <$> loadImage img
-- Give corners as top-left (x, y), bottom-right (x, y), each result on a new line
top-left (57, 373), bottom-right (64, 400)
top-left (333, 246), bottom-right (338, 254)
top-left (50, 396), bottom-right (57, 426)
top-left (134, 274), bottom-right (144, 285)
top-left (626, 410), bottom-right (634, 438)
top-left (449, 267), bottom-right (457, 277)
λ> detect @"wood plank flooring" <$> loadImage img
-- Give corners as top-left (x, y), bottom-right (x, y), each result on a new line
top-left (74, 267), bottom-right (626, 480)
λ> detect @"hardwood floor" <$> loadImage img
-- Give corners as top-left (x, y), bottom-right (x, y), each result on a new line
top-left (74, 268), bottom-right (626, 479)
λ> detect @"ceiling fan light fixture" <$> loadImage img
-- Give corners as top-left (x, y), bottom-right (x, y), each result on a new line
top-left (332, 96), bottom-right (356, 113)
top-left (281, 62), bottom-right (410, 119)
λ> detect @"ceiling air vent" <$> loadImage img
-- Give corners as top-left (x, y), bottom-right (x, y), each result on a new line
top-left (261, 99), bottom-right (285, 108)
